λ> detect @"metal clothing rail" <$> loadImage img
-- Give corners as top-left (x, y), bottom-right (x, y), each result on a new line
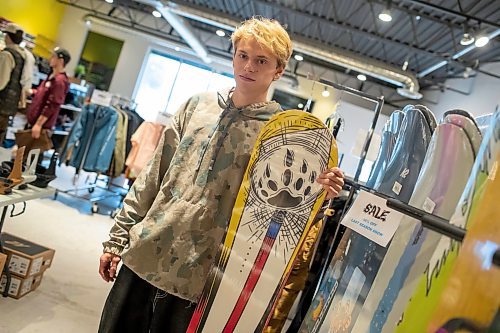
top-left (310, 75), bottom-right (385, 182)
top-left (343, 178), bottom-right (500, 267)
top-left (56, 105), bottom-right (126, 215)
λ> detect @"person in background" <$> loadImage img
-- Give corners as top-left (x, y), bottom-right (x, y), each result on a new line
top-left (26, 47), bottom-right (70, 140)
top-left (98, 17), bottom-right (344, 333)
top-left (0, 23), bottom-right (26, 145)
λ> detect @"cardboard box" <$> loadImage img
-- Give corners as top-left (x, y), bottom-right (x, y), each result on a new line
top-left (0, 252), bottom-right (7, 274)
top-left (0, 272), bottom-right (44, 299)
top-left (2, 233), bottom-right (55, 278)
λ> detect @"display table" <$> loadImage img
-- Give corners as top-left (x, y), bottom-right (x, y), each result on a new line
top-left (0, 185), bottom-right (56, 297)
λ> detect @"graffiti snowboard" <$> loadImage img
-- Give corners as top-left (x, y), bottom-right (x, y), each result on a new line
top-left (187, 110), bottom-right (338, 333)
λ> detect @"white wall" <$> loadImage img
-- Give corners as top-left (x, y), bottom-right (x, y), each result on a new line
top-left (423, 63), bottom-right (500, 120)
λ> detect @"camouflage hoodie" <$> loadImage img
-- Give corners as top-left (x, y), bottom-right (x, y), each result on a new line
top-left (103, 89), bottom-right (282, 302)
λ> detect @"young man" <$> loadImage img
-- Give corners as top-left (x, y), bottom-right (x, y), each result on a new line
top-left (98, 17), bottom-right (344, 333)
top-left (26, 47), bottom-right (70, 140)
top-left (0, 23), bottom-right (27, 145)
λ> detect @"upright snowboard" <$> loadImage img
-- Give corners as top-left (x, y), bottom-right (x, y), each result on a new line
top-left (187, 110), bottom-right (338, 333)
top-left (429, 141), bottom-right (499, 331)
top-left (394, 111), bottom-right (499, 333)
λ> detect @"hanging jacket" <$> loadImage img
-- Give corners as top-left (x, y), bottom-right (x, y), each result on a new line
top-left (102, 89), bottom-right (283, 302)
top-left (123, 109), bottom-right (144, 157)
top-left (0, 46), bottom-right (25, 116)
top-left (61, 104), bottom-right (118, 172)
top-left (125, 122), bottom-right (165, 178)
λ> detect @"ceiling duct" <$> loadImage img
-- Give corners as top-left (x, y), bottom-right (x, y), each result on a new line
top-left (162, 1), bottom-right (422, 99)
top-left (135, 0), bottom-right (212, 63)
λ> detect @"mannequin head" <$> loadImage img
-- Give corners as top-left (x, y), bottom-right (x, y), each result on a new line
top-left (2, 23), bottom-right (24, 46)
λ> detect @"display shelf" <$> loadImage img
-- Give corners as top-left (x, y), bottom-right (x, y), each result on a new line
top-left (0, 185), bottom-right (55, 209)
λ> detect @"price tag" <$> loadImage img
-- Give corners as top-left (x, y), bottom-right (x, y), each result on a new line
top-left (90, 89), bottom-right (113, 107)
top-left (422, 197), bottom-right (436, 213)
top-left (392, 181), bottom-right (402, 195)
top-left (341, 190), bottom-right (404, 247)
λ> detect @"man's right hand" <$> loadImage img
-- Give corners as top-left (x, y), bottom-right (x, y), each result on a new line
top-left (99, 252), bottom-right (121, 282)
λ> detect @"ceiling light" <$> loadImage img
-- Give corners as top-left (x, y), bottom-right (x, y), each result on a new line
top-left (105, 0), bottom-right (113, 3)
top-left (216, 29), bottom-right (226, 37)
top-left (475, 36), bottom-right (490, 47)
top-left (357, 74), bottom-right (367, 81)
top-left (294, 54), bottom-right (304, 61)
top-left (402, 59), bottom-right (409, 71)
top-left (174, 46), bottom-right (180, 51)
top-left (298, 103), bottom-right (304, 109)
top-left (85, 20), bottom-right (92, 27)
top-left (322, 87), bottom-right (330, 98)
top-left (378, 9), bottom-right (392, 22)
top-left (460, 33), bottom-right (475, 46)
top-left (415, 15), bottom-right (421, 21)
top-left (152, 10), bottom-right (162, 18)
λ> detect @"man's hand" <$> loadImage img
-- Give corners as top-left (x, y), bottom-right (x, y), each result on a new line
top-left (99, 253), bottom-right (121, 282)
top-left (31, 124), bottom-right (42, 139)
top-left (316, 167), bottom-right (344, 200)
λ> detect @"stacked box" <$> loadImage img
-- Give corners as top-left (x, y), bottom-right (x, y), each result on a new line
top-left (0, 233), bottom-right (55, 299)
top-left (0, 272), bottom-right (43, 299)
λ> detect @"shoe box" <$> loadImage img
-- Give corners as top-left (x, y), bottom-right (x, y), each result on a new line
top-left (0, 252), bottom-right (6, 274)
top-left (0, 271), bottom-right (44, 299)
top-left (2, 233), bottom-right (55, 278)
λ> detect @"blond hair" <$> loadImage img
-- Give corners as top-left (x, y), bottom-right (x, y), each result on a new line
top-left (231, 17), bottom-right (293, 69)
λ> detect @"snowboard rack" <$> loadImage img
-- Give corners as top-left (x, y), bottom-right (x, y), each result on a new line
top-left (343, 178), bottom-right (500, 268)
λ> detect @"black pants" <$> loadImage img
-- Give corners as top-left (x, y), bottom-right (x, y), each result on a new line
top-left (98, 265), bottom-right (197, 333)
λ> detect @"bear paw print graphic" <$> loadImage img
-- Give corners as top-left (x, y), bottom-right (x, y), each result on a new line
top-left (252, 147), bottom-right (321, 209)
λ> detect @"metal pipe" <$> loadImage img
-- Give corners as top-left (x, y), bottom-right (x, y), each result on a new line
top-left (135, 0), bottom-right (212, 63)
top-left (418, 29), bottom-right (500, 78)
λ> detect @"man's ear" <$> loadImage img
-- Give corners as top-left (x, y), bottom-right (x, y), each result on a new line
top-left (274, 66), bottom-right (285, 80)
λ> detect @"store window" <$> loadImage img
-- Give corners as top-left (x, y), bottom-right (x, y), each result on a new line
top-left (134, 51), bottom-right (235, 121)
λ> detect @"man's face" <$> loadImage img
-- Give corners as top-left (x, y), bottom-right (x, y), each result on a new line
top-left (233, 37), bottom-right (284, 95)
top-left (49, 54), bottom-right (61, 68)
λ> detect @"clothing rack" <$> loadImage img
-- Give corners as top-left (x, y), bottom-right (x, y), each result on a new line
top-left (309, 75), bottom-right (385, 182)
top-left (56, 101), bottom-right (134, 215)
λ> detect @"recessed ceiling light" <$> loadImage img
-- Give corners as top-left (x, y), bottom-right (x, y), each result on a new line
top-left (357, 74), bottom-right (367, 81)
top-left (298, 103), bottom-right (304, 109)
top-left (475, 36), bottom-right (489, 47)
top-left (174, 46), bottom-right (180, 51)
top-left (294, 54), bottom-right (304, 61)
top-left (322, 87), bottom-right (330, 98)
top-left (105, 0), bottom-right (113, 3)
top-left (378, 9), bottom-right (392, 22)
top-left (152, 10), bottom-right (162, 18)
top-left (216, 29), bottom-right (226, 37)
top-left (415, 15), bottom-right (421, 21)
